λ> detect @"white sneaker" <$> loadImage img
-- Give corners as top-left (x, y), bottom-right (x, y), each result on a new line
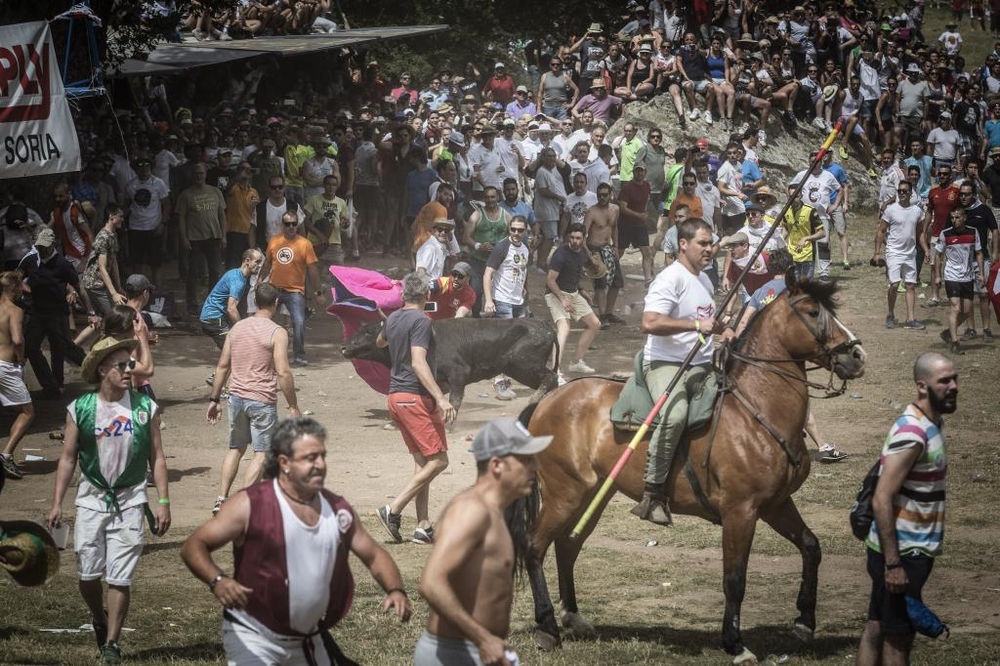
top-left (568, 360), bottom-right (596, 374)
top-left (738, 122), bottom-right (750, 135)
top-left (757, 129), bottom-right (767, 147)
top-left (704, 110), bottom-right (713, 125)
top-left (494, 379), bottom-right (517, 401)
top-left (557, 372), bottom-right (567, 386)
top-left (812, 116), bottom-right (826, 130)
top-left (688, 108), bottom-right (700, 121)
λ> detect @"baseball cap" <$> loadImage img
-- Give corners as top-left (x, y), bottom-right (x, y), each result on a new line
top-left (448, 132), bottom-right (466, 147)
top-left (451, 261), bottom-right (473, 277)
top-left (722, 231), bottom-right (750, 247)
top-left (516, 85), bottom-right (529, 93)
top-left (35, 228), bottom-right (56, 248)
top-left (494, 62), bottom-right (506, 70)
top-left (940, 111), bottom-right (952, 120)
top-left (538, 122), bottom-right (552, 132)
top-left (125, 274), bottom-right (155, 292)
top-left (744, 202), bottom-right (764, 213)
top-left (990, 146), bottom-right (1000, 157)
top-left (468, 418), bottom-right (553, 462)
top-left (503, 118), bottom-right (516, 127)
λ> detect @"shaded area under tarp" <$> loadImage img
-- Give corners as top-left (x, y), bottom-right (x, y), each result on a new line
top-left (114, 24), bottom-right (448, 77)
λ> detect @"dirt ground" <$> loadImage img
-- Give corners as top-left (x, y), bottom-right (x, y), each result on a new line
top-left (1, 214), bottom-right (999, 664)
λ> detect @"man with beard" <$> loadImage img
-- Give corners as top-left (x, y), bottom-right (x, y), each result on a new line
top-left (857, 352), bottom-right (957, 666)
top-left (874, 180), bottom-right (927, 330)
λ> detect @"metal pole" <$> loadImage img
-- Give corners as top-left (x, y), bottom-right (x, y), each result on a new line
top-left (568, 121), bottom-right (844, 540)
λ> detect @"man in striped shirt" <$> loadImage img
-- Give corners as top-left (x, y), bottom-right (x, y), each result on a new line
top-left (857, 352), bottom-right (957, 665)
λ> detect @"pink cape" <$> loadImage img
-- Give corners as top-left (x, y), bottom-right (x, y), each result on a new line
top-left (326, 266), bottom-right (404, 395)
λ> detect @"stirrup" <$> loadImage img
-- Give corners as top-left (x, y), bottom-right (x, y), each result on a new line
top-left (631, 490), bottom-right (673, 526)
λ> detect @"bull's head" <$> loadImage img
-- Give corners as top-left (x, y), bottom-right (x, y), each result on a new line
top-left (341, 321), bottom-right (391, 366)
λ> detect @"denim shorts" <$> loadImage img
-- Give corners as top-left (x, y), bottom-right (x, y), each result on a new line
top-left (228, 395), bottom-right (278, 452)
top-left (494, 301), bottom-right (528, 319)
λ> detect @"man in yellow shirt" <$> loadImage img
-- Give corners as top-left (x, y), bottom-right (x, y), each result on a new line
top-left (259, 212), bottom-right (324, 366)
top-left (224, 163), bottom-right (260, 269)
top-left (779, 190), bottom-right (826, 280)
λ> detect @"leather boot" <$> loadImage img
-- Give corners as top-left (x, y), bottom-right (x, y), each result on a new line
top-left (631, 483), bottom-right (673, 526)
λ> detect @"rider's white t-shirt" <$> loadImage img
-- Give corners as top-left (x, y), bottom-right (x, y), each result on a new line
top-left (644, 261), bottom-right (716, 364)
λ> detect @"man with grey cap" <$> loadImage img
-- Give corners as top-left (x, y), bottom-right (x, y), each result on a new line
top-left (18, 228), bottom-right (98, 399)
top-left (415, 417), bottom-right (550, 666)
top-left (894, 64), bottom-right (929, 151)
top-left (426, 262), bottom-right (476, 319)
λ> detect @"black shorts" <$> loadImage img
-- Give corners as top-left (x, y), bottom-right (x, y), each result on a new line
top-left (860, 99), bottom-right (878, 120)
top-left (944, 280), bottom-right (974, 299)
top-left (866, 547), bottom-right (935, 635)
top-left (618, 225), bottom-right (650, 249)
top-left (129, 229), bottom-right (163, 268)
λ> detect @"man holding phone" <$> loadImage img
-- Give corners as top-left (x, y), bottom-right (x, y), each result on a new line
top-left (376, 273), bottom-right (456, 545)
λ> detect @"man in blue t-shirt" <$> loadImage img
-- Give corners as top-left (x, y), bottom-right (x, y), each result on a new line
top-left (200, 248), bottom-right (263, 350)
top-left (823, 152), bottom-right (851, 276)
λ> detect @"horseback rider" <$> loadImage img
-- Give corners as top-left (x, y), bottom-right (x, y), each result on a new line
top-left (634, 217), bottom-right (725, 526)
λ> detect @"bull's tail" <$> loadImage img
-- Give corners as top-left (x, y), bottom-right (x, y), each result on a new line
top-left (507, 402), bottom-right (543, 581)
top-left (549, 332), bottom-right (561, 375)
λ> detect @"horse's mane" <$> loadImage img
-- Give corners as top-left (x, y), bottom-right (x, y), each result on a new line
top-left (731, 278), bottom-right (842, 355)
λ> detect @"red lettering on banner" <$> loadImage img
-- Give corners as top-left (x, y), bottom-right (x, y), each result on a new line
top-left (0, 42), bottom-right (51, 123)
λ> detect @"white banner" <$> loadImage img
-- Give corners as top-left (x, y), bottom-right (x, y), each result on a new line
top-left (0, 21), bottom-right (81, 179)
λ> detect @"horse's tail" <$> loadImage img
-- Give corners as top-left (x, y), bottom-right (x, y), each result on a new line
top-left (507, 402), bottom-right (543, 581)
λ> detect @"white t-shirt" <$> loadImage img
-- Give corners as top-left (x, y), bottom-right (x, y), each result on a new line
top-left (70, 393), bottom-right (159, 512)
top-left (486, 237), bottom-right (530, 305)
top-left (265, 199), bottom-right (305, 241)
top-left (925, 127), bottom-right (961, 162)
top-left (643, 261), bottom-right (716, 364)
top-left (882, 202), bottom-right (924, 259)
top-left (738, 222), bottom-right (785, 252)
top-left (563, 191), bottom-right (598, 226)
top-left (470, 142), bottom-right (505, 191)
top-left (791, 169), bottom-right (840, 218)
top-left (153, 149), bottom-right (180, 185)
top-left (415, 235), bottom-right (448, 279)
top-left (716, 161), bottom-right (745, 217)
top-left (126, 176), bottom-right (169, 231)
top-left (695, 181), bottom-right (721, 228)
top-left (532, 166), bottom-right (566, 221)
top-left (936, 226), bottom-right (981, 282)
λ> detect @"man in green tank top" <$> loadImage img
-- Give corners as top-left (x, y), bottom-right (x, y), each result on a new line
top-left (462, 186), bottom-right (511, 311)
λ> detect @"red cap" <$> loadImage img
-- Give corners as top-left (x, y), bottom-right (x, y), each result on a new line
top-left (696, 138), bottom-right (709, 148)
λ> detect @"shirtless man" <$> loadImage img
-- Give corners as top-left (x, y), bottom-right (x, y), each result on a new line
top-left (0, 271), bottom-right (34, 480)
top-left (584, 183), bottom-right (624, 324)
top-left (414, 418), bottom-right (552, 666)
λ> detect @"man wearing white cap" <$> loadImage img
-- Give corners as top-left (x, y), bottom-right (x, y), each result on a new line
top-left (415, 417), bottom-right (550, 666)
top-left (505, 85), bottom-right (537, 119)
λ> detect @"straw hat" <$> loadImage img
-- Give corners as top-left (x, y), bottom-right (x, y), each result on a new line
top-left (81, 337), bottom-right (139, 385)
top-left (754, 186), bottom-right (778, 208)
top-left (0, 520), bottom-right (60, 587)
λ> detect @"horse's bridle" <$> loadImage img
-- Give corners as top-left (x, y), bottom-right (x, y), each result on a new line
top-left (726, 293), bottom-right (862, 398)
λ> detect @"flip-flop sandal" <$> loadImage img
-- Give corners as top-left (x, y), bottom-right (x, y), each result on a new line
top-left (48, 430), bottom-right (65, 440)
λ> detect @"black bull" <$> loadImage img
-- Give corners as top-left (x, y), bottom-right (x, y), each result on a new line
top-left (341, 318), bottom-right (560, 410)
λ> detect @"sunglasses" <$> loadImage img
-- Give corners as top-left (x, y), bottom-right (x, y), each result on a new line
top-left (434, 226), bottom-right (452, 233)
top-left (509, 227), bottom-right (527, 234)
top-left (650, 134), bottom-right (662, 139)
top-left (283, 222), bottom-right (298, 227)
top-left (115, 359), bottom-right (137, 373)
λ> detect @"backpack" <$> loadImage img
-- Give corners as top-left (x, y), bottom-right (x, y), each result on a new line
top-left (849, 460), bottom-right (881, 541)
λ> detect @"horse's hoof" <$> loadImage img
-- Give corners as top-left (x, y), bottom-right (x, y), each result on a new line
top-left (561, 611), bottom-right (595, 637)
top-left (792, 622), bottom-right (814, 642)
top-left (732, 647), bottom-right (758, 665)
top-left (534, 628), bottom-right (560, 651)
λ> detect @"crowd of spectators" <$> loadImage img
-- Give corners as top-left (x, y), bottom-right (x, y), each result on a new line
top-left (3, 1), bottom-right (1000, 336)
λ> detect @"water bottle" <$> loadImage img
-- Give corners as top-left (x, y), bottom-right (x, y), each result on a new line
top-left (905, 596), bottom-right (949, 639)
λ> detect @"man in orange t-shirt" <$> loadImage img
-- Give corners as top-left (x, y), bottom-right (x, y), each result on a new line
top-left (259, 211), bottom-right (323, 366)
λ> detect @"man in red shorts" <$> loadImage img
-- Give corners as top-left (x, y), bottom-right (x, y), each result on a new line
top-left (375, 273), bottom-right (457, 545)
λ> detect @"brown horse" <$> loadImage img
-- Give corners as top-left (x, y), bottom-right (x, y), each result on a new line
top-left (510, 274), bottom-right (867, 664)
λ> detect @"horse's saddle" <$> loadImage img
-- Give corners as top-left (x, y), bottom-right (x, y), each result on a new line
top-left (610, 350), bottom-right (720, 432)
